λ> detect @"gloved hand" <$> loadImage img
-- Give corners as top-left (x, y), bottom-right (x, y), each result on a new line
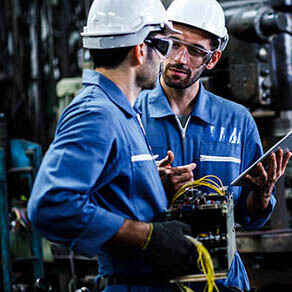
top-left (142, 220), bottom-right (199, 278)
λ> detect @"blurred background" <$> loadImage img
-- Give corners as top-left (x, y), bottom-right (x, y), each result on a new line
top-left (0, 0), bottom-right (292, 291)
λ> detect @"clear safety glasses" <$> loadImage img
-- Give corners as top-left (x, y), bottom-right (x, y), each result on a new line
top-left (144, 38), bottom-right (173, 58)
top-left (169, 37), bottom-right (214, 63)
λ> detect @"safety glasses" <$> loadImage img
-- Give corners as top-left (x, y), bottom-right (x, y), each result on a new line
top-left (169, 37), bottom-right (214, 62)
top-left (144, 38), bottom-right (173, 58)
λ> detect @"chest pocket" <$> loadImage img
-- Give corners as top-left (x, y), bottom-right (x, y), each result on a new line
top-left (198, 125), bottom-right (242, 186)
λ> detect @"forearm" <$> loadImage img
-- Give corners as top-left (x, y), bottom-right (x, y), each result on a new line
top-left (108, 219), bottom-right (150, 249)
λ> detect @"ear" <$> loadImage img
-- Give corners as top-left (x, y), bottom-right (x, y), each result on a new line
top-left (133, 43), bottom-right (145, 66)
top-left (205, 50), bottom-right (222, 70)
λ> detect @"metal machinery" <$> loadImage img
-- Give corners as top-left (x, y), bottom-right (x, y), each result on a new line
top-left (164, 188), bottom-right (236, 281)
top-left (0, 136), bottom-right (45, 292)
top-left (210, 0), bottom-right (292, 111)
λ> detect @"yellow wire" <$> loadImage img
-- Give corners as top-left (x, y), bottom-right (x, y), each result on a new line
top-left (185, 235), bottom-right (219, 292)
top-left (176, 282), bottom-right (195, 292)
top-left (171, 175), bottom-right (225, 204)
top-left (196, 175), bottom-right (224, 191)
top-left (197, 175), bottom-right (224, 188)
top-left (178, 175), bottom-right (225, 197)
top-left (203, 179), bottom-right (221, 189)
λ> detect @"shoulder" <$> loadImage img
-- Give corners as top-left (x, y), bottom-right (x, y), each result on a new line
top-left (208, 90), bottom-right (249, 114)
top-left (57, 86), bottom-right (118, 135)
top-left (72, 84), bottom-right (121, 116)
top-left (205, 90), bottom-right (253, 121)
top-left (201, 87), bottom-right (257, 134)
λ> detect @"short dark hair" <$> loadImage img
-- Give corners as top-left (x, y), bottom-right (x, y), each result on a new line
top-left (89, 46), bottom-right (134, 69)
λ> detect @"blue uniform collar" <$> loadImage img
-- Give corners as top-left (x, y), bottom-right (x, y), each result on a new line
top-left (82, 69), bottom-right (137, 117)
top-left (148, 76), bottom-right (213, 124)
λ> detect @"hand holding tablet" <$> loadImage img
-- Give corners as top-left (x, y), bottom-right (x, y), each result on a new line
top-left (231, 131), bottom-right (292, 186)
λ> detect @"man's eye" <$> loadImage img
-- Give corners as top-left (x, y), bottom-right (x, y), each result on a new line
top-left (189, 47), bottom-right (204, 57)
top-left (172, 42), bottom-right (181, 49)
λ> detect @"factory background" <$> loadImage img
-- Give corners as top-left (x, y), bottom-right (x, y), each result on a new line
top-left (0, 0), bottom-right (292, 291)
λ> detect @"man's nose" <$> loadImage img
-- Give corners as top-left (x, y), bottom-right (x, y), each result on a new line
top-left (174, 47), bottom-right (188, 64)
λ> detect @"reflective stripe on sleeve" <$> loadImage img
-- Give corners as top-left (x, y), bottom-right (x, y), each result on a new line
top-left (131, 154), bottom-right (154, 162)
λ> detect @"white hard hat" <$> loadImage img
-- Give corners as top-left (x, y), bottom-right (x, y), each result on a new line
top-left (81, 0), bottom-right (180, 49)
top-left (167, 0), bottom-right (229, 50)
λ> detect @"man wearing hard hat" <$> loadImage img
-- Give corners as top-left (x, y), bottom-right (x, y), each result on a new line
top-left (27, 0), bottom-right (203, 291)
top-left (135, 0), bottom-right (291, 291)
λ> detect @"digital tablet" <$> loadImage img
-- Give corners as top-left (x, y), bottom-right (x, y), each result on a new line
top-left (230, 130), bottom-right (292, 186)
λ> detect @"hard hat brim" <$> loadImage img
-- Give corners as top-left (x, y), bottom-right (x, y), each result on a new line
top-left (82, 22), bottom-right (181, 49)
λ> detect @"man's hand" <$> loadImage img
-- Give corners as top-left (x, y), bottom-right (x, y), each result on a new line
top-left (142, 221), bottom-right (198, 278)
top-left (105, 219), bottom-right (198, 278)
top-left (157, 150), bottom-right (196, 200)
top-left (246, 148), bottom-right (291, 217)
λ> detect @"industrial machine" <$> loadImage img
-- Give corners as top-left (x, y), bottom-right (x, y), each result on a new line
top-left (207, 0), bottom-right (292, 112)
top-left (165, 186), bottom-right (236, 279)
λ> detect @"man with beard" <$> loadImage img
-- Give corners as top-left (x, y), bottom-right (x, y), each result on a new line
top-left (135, 0), bottom-right (291, 291)
top-left (27, 0), bottom-right (202, 291)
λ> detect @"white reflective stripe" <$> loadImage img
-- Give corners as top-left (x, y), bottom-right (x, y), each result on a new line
top-left (131, 154), bottom-right (154, 162)
top-left (200, 155), bottom-right (241, 164)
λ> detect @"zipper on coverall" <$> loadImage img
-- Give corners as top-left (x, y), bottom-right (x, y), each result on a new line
top-left (174, 115), bottom-right (191, 165)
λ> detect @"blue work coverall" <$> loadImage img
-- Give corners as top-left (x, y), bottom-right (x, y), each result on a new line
top-left (135, 79), bottom-right (276, 291)
top-left (28, 70), bottom-right (185, 291)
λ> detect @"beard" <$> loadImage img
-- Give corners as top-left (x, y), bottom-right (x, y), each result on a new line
top-left (136, 68), bottom-right (157, 90)
top-left (136, 47), bottom-right (160, 90)
top-left (161, 62), bottom-right (206, 89)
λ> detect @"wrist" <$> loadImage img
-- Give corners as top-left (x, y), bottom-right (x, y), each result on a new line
top-left (110, 219), bottom-right (151, 249)
top-left (247, 190), bottom-right (271, 217)
top-left (142, 223), bottom-right (153, 250)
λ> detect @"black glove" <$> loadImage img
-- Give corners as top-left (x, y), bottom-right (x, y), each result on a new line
top-left (142, 220), bottom-right (199, 278)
